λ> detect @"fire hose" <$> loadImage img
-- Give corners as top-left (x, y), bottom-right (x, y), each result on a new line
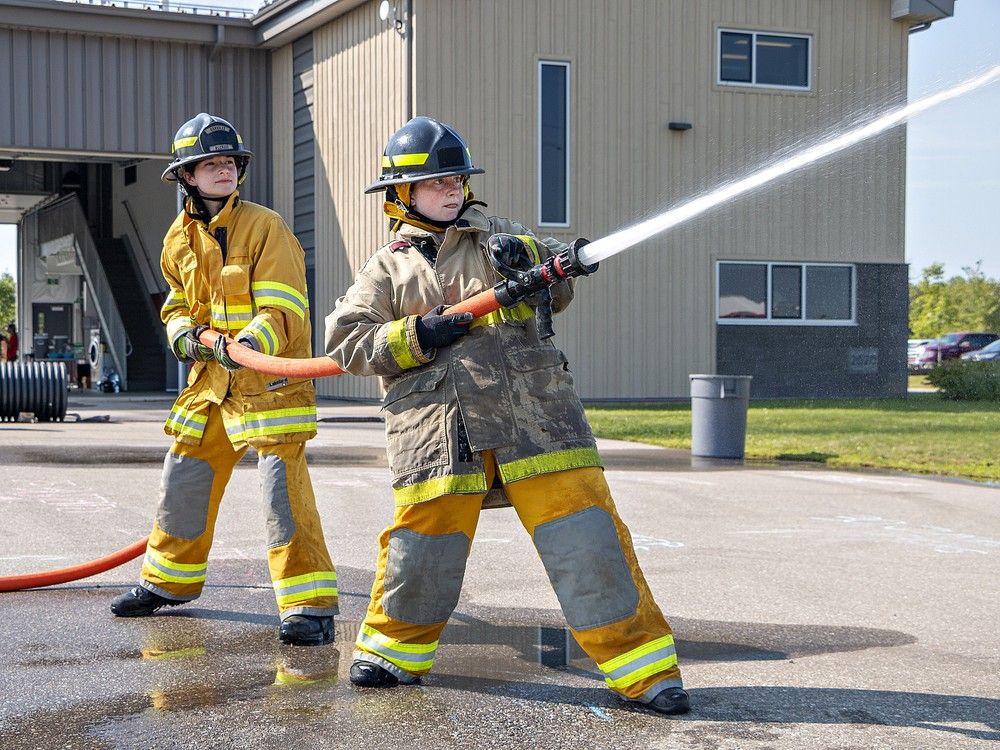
top-left (0, 237), bottom-right (596, 592)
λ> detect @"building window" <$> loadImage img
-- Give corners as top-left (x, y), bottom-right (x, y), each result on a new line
top-left (539, 60), bottom-right (570, 226)
top-left (718, 29), bottom-right (811, 90)
top-left (717, 262), bottom-right (854, 325)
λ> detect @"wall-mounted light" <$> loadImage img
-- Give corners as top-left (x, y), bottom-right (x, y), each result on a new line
top-left (668, 122), bottom-right (692, 131)
top-left (378, 1), bottom-right (404, 33)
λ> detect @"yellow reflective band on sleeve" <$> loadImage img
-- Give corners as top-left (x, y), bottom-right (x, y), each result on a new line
top-left (161, 290), bottom-right (188, 315)
top-left (356, 624), bottom-right (437, 672)
top-left (598, 635), bottom-right (678, 690)
top-left (251, 281), bottom-right (308, 320)
top-left (498, 448), bottom-right (603, 484)
top-left (224, 405), bottom-right (317, 443)
top-left (143, 550), bottom-right (207, 584)
top-left (391, 152), bottom-right (430, 167)
top-left (172, 135), bottom-right (199, 152)
top-left (241, 317), bottom-right (279, 356)
top-left (272, 570), bottom-right (338, 606)
top-left (386, 317), bottom-right (421, 370)
top-left (393, 472), bottom-right (488, 506)
top-left (166, 317), bottom-right (195, 340)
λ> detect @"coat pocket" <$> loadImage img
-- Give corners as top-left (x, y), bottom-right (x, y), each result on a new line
top-left (383, 367), bottom-right (449, 479)
top-left (506, 346), bottom-right (588, 442)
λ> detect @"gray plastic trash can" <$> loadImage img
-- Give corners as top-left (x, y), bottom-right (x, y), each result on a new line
top-left (689, 374), bottom-right (752, 459)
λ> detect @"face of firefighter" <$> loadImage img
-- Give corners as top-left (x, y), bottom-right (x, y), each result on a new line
top-left (183, 156), bottom-right (239, 199)
top-left (411, 175), bottom-right (465, 222)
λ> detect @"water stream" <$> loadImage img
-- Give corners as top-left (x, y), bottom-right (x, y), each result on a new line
top-left (577, 66), bottom-right (1000, 267)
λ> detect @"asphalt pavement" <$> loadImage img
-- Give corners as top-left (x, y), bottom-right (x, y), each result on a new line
top-left (0, 390), bottom-right (997, 749)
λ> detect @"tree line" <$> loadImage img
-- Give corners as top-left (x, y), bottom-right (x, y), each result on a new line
top-left (909, 262), bottom-right (1000, 338)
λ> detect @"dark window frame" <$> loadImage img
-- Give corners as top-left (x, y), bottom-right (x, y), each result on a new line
top-left (717, 28), bottom-right (812, 91)
top-left (716, 261), bottom-right (856, 325)
top-left (538, 59), bottom-right (571, 228)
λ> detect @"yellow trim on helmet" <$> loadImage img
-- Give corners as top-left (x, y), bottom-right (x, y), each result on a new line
top-left (382, 156), bottom-right (393, 168)
top-left (172, 135), bottom-right (199, 152)
top-left (392, 153), bottom-right (430, 167)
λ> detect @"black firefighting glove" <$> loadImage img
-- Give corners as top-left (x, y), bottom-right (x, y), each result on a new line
top-left (489, 233), bottom-right (535, 275)
top-left (213, 333), bottom-right (245, 372)
top-left (180, 325), bottom-right (214, 363)
top-left (415, 305), bottom-right (474, 352)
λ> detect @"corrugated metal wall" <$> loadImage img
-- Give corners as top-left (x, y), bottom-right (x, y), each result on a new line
top-left (414, 0), bottom-right (908, 399)
top-left (312, 2), bottom-right (406, 399)
top-left (0, 27), bottom-right (273, 204)
top-left (271, 45), bottom-right (295, 223)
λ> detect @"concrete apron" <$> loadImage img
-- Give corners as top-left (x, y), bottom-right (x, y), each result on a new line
top-left (0, 400), bottom-right (998, 748)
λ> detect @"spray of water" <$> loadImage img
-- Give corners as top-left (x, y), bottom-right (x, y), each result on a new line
top-left (577, 66), bottom-right (1000, 266)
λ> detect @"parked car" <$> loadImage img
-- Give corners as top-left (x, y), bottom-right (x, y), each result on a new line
top-left (960, 338), bottom-right (1000, 362)
top-left (907, 338), bottom-right (933, 358)
top-left (909, 332), bottom-right (1000, 371)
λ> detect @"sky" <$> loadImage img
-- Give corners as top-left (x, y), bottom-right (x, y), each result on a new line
top-left (2, 1), bottom-right (999, 281)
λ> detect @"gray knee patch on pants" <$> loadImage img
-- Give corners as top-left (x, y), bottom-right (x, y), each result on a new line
top-left (533, 506), bottom-right (639, 631)
top-left (259, 454), bottom-right (296, 549)
top-left (383, 529), bottom-right (469, 625)
top-left (157, 453), bottom-right (214, 540)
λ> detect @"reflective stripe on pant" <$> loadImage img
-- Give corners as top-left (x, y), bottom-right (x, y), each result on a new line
top-left (354, 452), bottom-right (682, 701)
top-left (141, 404), bottom-right (338, 620)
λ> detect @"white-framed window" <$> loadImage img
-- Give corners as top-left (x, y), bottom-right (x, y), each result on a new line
top-left (538, 60), bottom-right (570, 227)
top-left (716, 261), bottom-right (855, 325)
top-left (718, 29), bottom-right (811, 91)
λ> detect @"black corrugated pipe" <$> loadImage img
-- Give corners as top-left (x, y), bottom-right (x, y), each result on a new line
top-left (0, 361), bottom-right (68, 422)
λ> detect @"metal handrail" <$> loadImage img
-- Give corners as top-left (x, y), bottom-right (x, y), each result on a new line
top-left (34, 195), bottom-right (129, 390)
top-left (120, 199), bottom-right (165, 295)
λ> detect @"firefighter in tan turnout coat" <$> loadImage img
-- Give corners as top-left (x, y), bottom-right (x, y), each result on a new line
top-left (110, 114), bottom-right (338, 646)
top-left (326, 116), bottom-right (689, 714)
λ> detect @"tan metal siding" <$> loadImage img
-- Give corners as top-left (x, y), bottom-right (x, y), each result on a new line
top-left (416, 0), bottom-right (908, 398)
top-left (313, 1), bottom-right (406, 399)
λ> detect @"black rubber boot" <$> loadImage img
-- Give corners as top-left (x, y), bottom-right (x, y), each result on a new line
top-left (349, 660), bottom-right (400, 688)
top-left (110, 586), bottom-right (180, 617)
top-left (646, 687), bottom-right (691, 716)
top-left (279, 615), bottom-right (334, 646)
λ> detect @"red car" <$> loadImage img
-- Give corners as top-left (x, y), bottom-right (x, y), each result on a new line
top-left (909, 332), bottom-right (999, 371)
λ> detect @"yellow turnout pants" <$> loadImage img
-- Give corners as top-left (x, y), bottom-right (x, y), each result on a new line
top-left (354, 452), bottom-right (682, 703)
top-left (140, 404), bottom-right (337, 620)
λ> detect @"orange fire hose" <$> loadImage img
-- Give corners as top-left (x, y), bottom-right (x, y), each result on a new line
top-left (0, 290), bottom-right (505, 593)
top-left (0, 537), bottom-right (149, 592)
top-left (195, 288), bottom-right (504, 377)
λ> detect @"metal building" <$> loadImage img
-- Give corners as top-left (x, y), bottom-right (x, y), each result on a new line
top-left (0, 0), bottom-right (956, 398)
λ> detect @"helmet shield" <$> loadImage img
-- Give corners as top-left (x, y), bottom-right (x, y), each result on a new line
top-left (365, 116), bottom-right (484, 194)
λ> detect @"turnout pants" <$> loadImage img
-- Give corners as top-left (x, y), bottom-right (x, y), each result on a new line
top-left (354, 452), bottom-right (682, 703)
top-left (140, 405), bottom-right (338, 621)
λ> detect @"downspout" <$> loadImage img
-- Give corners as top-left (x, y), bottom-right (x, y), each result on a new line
top-left (211, 23), bottom-right (225, 60)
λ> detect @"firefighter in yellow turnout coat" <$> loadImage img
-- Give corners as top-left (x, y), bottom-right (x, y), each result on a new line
top-left (326, 117), bottom-right (689, 714)
top-left (110, 114), bottom-right (337, 646)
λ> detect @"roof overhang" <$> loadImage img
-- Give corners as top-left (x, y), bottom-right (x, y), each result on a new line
top-left (891, 0), bottom-right (956, 26)
top-left (252, 0), bottom-right (369, 47)
top-left (0, 192), bottom-right (50, 223)
top-left (0, 0), bottom-right (258, 46)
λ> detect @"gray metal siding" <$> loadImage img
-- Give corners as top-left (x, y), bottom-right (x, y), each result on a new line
top-left (292, 34), bottom-right (316, 267)
top-left (0, 26), bottom-right (272, 204)
top-left (716, 263), bottom-right (909, 398)
top-left (292, 33), bottom-right (318, 348)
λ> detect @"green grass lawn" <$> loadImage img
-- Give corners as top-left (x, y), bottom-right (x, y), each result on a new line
top-left (585, 393), bottom-right (1000, 482)
top-left (908, 374), bottom-right (935, 390)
